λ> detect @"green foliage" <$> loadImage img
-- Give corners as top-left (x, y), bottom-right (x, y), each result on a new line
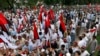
top-left (0, 0), bottom-right (100, 9)
top-left (0, 0), bottom-right (9, 9)
top-left (28, 0), bottom-right (38, 6)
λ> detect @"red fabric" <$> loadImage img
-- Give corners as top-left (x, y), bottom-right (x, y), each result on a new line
top-left (59, 52), bottom-right (63, 56)
top-left (0, 38), bottom-right (4, 43)
top-left (49, 9), bottom-right (55, 20)
top-left (40, 6), bottom-right (45, 13)
top-left (90, 28), bottom-right (96, 32)
top-left (0, 13), bottom-right (8, 31)
top-left (46, 40), bottom-right (50, 47)
top-left (45, 17), bottom-right (50, 28)
top-left (33, 23), bottom-right (39, 40)
top-left (44, 16), bottom-right (50, 34)
top-left (38, 13), bottom-right (42, 22)
top-left (17, 24), bottom-right (24, 32)
top-left (60, 19), bottom-right (66, 32)
top-left (59, 13), bottom-right (63, 21)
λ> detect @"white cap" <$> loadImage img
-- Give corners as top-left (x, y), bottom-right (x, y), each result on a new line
top-left (66, 53), bottom-right (71, 56)
top-left (41, 48), bottom-right (45, 52)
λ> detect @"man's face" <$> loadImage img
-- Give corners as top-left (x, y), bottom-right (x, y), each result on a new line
top-left (32, 39), bottom-right (35, 43)
top-left (16, 41), bottom-right (20, 45)
top-left (81, 48), bottom-right (85, 52)
top-left (25, 41), bottom-right (28, 46)
top-left (61, 45), bottom-right (65, 50)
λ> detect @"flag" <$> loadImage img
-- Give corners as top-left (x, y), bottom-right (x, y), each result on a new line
top-left (59, 13), bottom-right (63, 21)
top-left (45, 16), bottom-right (50, 28)
top-left (33, 23), bottom-right (39, 40)
top-left (0, 13), bottom-right (8, 32)
top-left (59, 19), bottom-right (66, 34)
top-left (45, 16), bottom-right (50, 34)
top-left (49, 9), bottom-right (55, 20)
top-left (38, 12), bottom-right (42, 22)
top-left (40, 5), bottom-right (45, 13)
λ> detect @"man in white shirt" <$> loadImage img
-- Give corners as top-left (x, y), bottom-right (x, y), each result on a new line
top-left (28, 39), bottom-right (37, 51)
top-left (66, 32), bottom-right (71, 48)
top-left (78, 36), bottom-right (87, 48)
top-left (80, 46), bottom-right (90, 56)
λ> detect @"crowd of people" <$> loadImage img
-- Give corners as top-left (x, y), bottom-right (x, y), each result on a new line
top-left (0, 4), bottom-right (100, 56)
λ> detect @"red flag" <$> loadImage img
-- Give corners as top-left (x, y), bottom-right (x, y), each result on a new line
top-left (0, 38), bottom-right (4, 43)
top-left (59, 13), bottom-right (63, 21)
top-left (40, 5), bottom-right (45, 13)
top-left (44, 16), bottom-right (50, 34)
top-left (45, 16), bottom-right (50, 28)
top-left (33, 23), bottom-right (39, 40)
top-left (59, 19), bottom-right (66, 33)
top-left (38, 13), bottom-right (42, 22)
top-left (0, 13), bottom-right (8, 31)
top-left (49, 9), bottom-right (55, 20)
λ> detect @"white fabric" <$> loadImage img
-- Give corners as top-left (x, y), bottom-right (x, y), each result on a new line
top-left (18, 18), bottom-right (23, 25)
top-left (66, 52), bottom-right (71, 56)
top-left (51, 33), bottom-right (57, 40)
top-left (66, 35), bottom-right (71, 43)
top-left (51, 24), bottom-right (55, 30)
top-left (29, 40), bottom-right (37, 50)
top-left (0, 43), bottom-right (6, 49)
top-left (0, 35), bottom-right (18, 49)
top-left (87, 13), bottom-right (91, 19)
top-left (86, 32), bottom-right (91, 40)
top-left (78, 40), bottom-right (87, 48)
top-left (72, 47), bottom-right (80, 53)
top-left (45, 33), bottom-right (50, 40)
top-left (21, 54), bottom-right (27, 56)
top-left (3, 31), bottom-right (9, 40)
top-left (81, 50), bottom-right (90, 56)
top-left (83, 37), bottom-right (88, 44)
top-left (58, 30), bottom-right (63, 38)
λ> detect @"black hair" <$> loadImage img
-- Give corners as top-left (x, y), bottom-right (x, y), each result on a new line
top-left (61, 45), bottom-right (65, 48)
top-left (68, 32), bottom-right (70, 35)
top-left (78, 36), bottom-right (82, 40)
top-left (93, 35), bottom-right (96, 39)
top-left (69, 48), bottom-right (73, 54)
top-left (16, 54), bottom-right (21, 56)
top-left (39, 32), bottom-right (42, 35)
top-left (75, 51), bottom-right (81, 55)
